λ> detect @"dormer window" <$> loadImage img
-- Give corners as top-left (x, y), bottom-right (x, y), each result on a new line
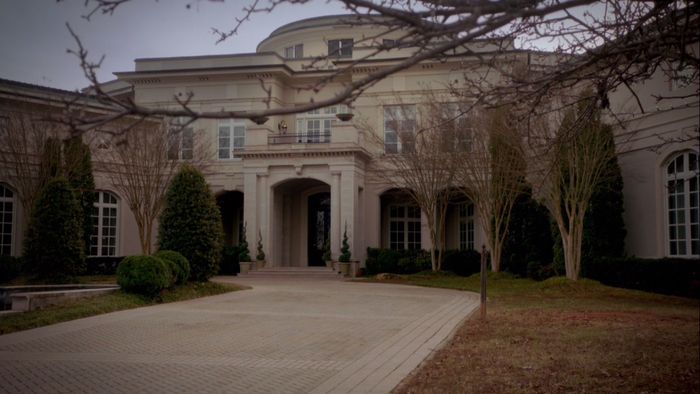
top-left (328, 39), bottom-right (353, 58)
top-left (284, 44), bottom-right (303, 59)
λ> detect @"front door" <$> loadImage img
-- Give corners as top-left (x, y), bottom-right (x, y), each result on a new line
top-left (308, 192), bottom-right (331, 266)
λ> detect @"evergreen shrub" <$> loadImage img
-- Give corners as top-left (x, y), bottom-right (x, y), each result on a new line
top-left (154, 250), bottom-right (190, 285)
top-left (441, 249), bottom-right (481, 277)
top-left (0, 256), bottom-right (23, 282)
top-left (502, 190), bottom-right (553, 277)
top-left (158, 165), bottom-right (224, 281)
top-left (24, 177), bottom-right (85, 280)
top-left (64, 137), bottom-right (96, 253)
top-left (219, 245), bottom-right (242, 275)
top-left (117, 255), bottom-right (171, 296)
top-left (583, 257), bottom-right (699, 298)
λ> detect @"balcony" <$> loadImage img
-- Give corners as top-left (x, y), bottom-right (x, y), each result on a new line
top-left (268, 132), bottom-right (331, 145)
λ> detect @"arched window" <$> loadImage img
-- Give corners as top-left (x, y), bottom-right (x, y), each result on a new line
top-left (90, 191), bottom-right (119, 257)
top-left (0, 183), bottom-right (15, 256)
top-left (665, 151), bottom-right (699, 257)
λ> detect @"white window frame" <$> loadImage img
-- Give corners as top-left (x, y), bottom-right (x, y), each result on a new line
top-left (0, 183), bottom-right (16, 256)
top-left (384, 105), bottom-right (417, 154)
top-left (284, 43), bottom-right (304, 59)
top-left (389, 204), bottom-right (421, 250)
top-left (168, 119), bottom-right (194, 160)
top-left (459, 202), bottom-right (475, 251)
top-left (90, 191), bottom-right (119, 257)
top-left (295, 105), bottom-right (347, 143)
top-left (218, 120), bottom-right (246, 160)
top-left (665, 151), bottom-right (699, 257)
top-left (441, 103), bottom-right (473, 152)
top-left (328, 39), bottom-right (353, 58)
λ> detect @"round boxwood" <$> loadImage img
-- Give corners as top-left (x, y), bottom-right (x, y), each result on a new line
top-left (154, 250), bottom-right (190, 285)
top-left (117, 255), bottom-right (172, 296)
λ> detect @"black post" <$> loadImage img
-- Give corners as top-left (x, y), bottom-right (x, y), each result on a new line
top-left (480, 244), bottom-right (487, 320)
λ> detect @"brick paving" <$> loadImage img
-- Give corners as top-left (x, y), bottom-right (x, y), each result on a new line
top-left (0, 275), bottom-right (478, 393)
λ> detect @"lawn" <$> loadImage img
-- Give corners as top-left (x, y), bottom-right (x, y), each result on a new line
top-left (0, 279), bottom-right (242, 335)
top-left (384, 272), bottom-right (699, 393)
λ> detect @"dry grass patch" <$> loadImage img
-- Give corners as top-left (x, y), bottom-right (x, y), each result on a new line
top-left (388, 273), bottom-right (699, 393)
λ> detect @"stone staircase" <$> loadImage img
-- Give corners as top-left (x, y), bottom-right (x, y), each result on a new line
top-left (242, 266), bottom-right (343, 279)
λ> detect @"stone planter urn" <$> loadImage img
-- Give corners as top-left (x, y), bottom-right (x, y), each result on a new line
top-left (239, 261), bottom-right (253, 274)
top-left (256, 260), bottom-right (266, 270)
top-left (325, 260), bottom-right (333, 269)
top-left (337, 262), bottom-right (351, 277)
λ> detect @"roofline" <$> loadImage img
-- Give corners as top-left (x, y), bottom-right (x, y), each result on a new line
top-left (134, 51), bottom-right (283, 63)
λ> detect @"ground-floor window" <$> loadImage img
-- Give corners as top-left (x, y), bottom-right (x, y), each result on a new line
top-left (0, 183), bottom-right (15, 256)
top-left (90, 191), bottom-right (119, 257)
top-left (459, 202), bottom-right (474, 250)
top-left (389, 204), bottom-right (421, 250)
top-left (666, 151), bottom-right (699, 257)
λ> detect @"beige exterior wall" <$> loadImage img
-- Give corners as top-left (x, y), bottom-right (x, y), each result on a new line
top-left (2, 16), bottom-right (697, 265)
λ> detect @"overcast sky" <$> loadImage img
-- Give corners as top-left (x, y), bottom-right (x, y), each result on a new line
top-left (0, 0), bottom-right (346, 91)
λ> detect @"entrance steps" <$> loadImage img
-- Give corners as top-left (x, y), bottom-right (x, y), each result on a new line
top-left (244, 266), bottom-right (342, 279)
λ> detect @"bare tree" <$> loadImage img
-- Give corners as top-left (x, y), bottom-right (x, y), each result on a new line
top-left (527, 97), bottom-right (616, 280)
top-left (60, 0), bottom-right (697, 130)
top-left (0, 112), bottom-right (64, 218)
top-left (454, 105), bottom-right (526, 272)
top-left (93, 118), bottom-right (212, 254)
top-left (370, 101), bottom-right (458, 271)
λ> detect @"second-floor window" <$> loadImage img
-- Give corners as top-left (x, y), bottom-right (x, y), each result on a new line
top-left (384, 105), bottom-right (416, 153)
top-left (295, 105), bottom-right (347, 143)
top-left (328, 39), bottom-right (353, 58)
top-left (168, 121), bottom-right (193, 160)
top-left (284, 44), bottom-right (304, 59)
top-left (218, 120), bottom-right (246, 159)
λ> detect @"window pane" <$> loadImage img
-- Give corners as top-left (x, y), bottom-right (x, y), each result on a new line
top-left (295, 44), bottom-right (303, 58)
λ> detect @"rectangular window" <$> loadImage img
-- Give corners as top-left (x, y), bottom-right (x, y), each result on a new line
top-left (459, 202), bottom-right (475, 251)
top-left (384, 105), bottom-right (416, 153)
top-left (284, 43), bottom-right (304, 59)
top-left (382, 39), bottom-right (396, 47)
top-left (328, 39), bottom-right (353, 58)
top-left (294, 105), bottom-right (344, 143)
top-left (168, 120), bottom-right (194, 160)
top-left (90, 191), bottom-right (118, 257)
top-left (389, 204), bottom-right (421, 250)
top-left (218, 120), bottom-right (246, 159)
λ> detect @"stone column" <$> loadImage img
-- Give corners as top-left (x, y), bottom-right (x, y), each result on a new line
top-left (257, 173), bottom-right (269, 266)
top-left (330, 171), bottom-right (341, 261)
top-left (243, 170), bottom-right (258, 257)
top-left (339, 169), bottom-right (358, 260)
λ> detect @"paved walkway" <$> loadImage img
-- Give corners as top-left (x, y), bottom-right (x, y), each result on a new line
top-left (0, 275), bottom-right (478, 393)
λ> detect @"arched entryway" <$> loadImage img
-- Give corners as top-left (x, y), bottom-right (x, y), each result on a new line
top-left (271, 178), bottom-right (331, 267)
top-left (216, 191), bottom-right (244, 247)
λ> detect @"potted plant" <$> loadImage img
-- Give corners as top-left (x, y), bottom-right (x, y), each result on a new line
top-left (337, 223), bottom-right (353, 276)
top-left (322, 237), bottom-right (332, 269)
top-left (238, 222), bottom-right (253, 273)
top-left (256, 230), bottom-right (266, 269)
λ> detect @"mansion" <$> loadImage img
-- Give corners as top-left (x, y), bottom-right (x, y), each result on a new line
top-left (1, 15), bottom-right (698, 266)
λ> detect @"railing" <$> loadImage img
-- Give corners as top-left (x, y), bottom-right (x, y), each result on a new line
top-left (268, 132), bottom-right (331, 145)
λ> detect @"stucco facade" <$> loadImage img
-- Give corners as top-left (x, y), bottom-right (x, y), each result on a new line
top-left (1, 15), bottom-right (698, 265)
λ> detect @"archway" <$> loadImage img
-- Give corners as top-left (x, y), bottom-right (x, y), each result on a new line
top-left (272, 178), bottom-right (331, 267)
top-left (216, 191), bottom-right (244, 247)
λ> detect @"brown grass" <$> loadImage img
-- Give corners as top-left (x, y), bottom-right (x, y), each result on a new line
top-left (388, 273), bottom-right (700, 394)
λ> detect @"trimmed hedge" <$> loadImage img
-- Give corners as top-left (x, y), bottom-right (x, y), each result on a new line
top-left (0, 256), bottom-right (23, 282)
top-left (154, 250), bottom-right (190, 285)
top-left (583, 257), bottom-right (699, 298)
top-left (441, 249), bottom-right (482, 277)
top-left (86, 256), bottom-right (124, 275)
top-left (365, 248), bottom-right (482, 276)
top-left (117, 255), bottom-right (172, 297)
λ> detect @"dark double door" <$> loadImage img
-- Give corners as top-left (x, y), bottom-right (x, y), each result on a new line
top-left (307, 192), bottom-right (330, 266)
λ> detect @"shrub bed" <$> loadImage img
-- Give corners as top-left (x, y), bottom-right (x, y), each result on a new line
top-left (583, 257), bottom-right (699, 298)
top-left (0, 256), bottom-right (23, 282)
top-left (117, 255), bottom-right (172, 297)
top-left (441, 249), bottom-right (482, 277)
top-left (154, 250), bottom-right (191, 285)
top-left (219, 245), bottom-right (242, 275)
top-left (365, 248), bottom-right (482, 276)
top-left (85, 256), bottom-right (124, 275)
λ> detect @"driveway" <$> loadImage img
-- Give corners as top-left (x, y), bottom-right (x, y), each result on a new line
top-left (0, 275), bottom-right (478, 393)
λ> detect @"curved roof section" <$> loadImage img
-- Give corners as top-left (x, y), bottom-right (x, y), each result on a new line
top-left (257, 14), bottom-right (388, 52)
